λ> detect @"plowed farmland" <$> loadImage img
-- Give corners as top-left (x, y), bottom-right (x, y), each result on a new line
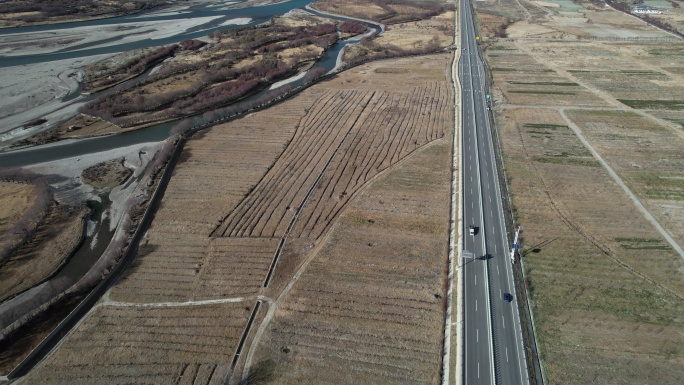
top-left (215, 81), bottom-right (450, 239)
top-left (22, 53), bottom-right (454, 384)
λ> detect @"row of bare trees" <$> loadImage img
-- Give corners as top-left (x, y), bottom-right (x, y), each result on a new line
top-left (0, 168), bottom-right (53, 264)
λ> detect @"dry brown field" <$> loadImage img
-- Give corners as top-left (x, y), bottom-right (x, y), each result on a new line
top-left (0, 177), bottom-right (88, 307)
top-left (24, 301), bottom-right (256, 384)
top-left (498, 106), bottom-right (684, 385)
top-left (21, 52), bottom-right (454, 384)
top-left (371, 10), bottom-right (455, 50)
top-left (312, 0), bottom-right (448, 25)
top-left (478, 0), bottom-right (684, 383)
top-left (246, 139), bottom-right (451, 385)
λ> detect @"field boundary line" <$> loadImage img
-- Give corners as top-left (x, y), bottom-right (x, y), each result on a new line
top-left (99, 295), bottom-right (272, 308)
top-left (560, 109), bottom-right (684, 259)
top-left (226, 300), bottom-right (262, 381)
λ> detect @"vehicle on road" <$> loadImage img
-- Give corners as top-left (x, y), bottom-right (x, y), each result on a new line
top-left (503, 293), bottom-right (513, 302)
top-left (468, 225), bottom-right (478, 236)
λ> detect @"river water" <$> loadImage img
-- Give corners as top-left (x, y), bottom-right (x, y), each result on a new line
top-left (0, 0), bottom-right (379, 168)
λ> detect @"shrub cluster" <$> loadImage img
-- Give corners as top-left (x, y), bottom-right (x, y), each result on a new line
top-left (339, 21), bottom-right (367, 35)
top-left (81, 23), bottom-right (339, 127)
top-left (179, 39), bottom-right (207, 51)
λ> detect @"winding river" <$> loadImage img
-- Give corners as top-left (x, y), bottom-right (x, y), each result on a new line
top-left (0, 0), bottom-right (379, 167)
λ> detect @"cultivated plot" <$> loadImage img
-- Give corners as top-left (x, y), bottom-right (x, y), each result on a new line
top-left (22, 53), bottom-right (455, 384)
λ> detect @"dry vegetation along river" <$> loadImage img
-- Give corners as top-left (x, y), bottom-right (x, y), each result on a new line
top-left (0, 0), bottom-right (379, 168)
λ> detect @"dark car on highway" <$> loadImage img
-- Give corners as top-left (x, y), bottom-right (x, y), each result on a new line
top-left (503, 293), bottom-right (513, 302)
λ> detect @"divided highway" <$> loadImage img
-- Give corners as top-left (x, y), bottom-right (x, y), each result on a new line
top-left (457, 0), bottom-right (530, 384)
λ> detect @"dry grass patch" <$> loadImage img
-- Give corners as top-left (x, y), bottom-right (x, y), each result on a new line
top-left (81, 158), bottom-right (132, 190)
top-left (371, 10), bottom-right (454, 50)
top-left (312, 0), bottom-right (449, 25)
top-left (13, 114), bottom-right (128, 147)
top-left (316, 0), bottom-right (453, 65)
top-left (0, 182), bottom-right (35, 240)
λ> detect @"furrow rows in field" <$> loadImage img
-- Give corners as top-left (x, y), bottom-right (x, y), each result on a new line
top-left (292, 82), bottom-right (449, 239)
top-left (111, 237), bottom-right (277, 302)
top-left (217, 89), bottom-right (374, 238)
top-left (152, 118), bottom-right (300, 236)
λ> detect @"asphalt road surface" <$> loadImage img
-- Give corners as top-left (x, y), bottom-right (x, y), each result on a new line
top-left (458, 0), bottom-right (530, 384)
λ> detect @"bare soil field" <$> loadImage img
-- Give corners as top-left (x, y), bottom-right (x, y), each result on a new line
top-left (478, 0), bottom-right (684, 383)
top-left (21, 52), bottom-right (454, 384)
top-left (500, 0), bottom-right (675, 39)
top-left (487, 45), bottom-right (612, 107)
